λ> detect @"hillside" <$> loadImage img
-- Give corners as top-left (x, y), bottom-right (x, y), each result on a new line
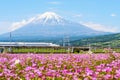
top-left (71, 33), bottom-right (120, 48)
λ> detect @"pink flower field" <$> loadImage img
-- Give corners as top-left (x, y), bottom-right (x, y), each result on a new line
top-left (0, 53), bottom-right (120, 80)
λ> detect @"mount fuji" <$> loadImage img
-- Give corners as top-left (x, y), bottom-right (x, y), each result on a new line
top-left (0, 12), bottom-right (108, 42)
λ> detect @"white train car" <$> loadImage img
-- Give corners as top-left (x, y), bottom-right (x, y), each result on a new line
top-left (0, 42), bottom-right (60, 47)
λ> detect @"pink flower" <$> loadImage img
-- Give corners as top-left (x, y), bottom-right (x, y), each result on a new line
top-left (67, 72), bottom-right (73, 75)
top-left (92, 77), bottom-right (97, 80)
top-left (104, 74), bottom-right (112, 79)
top-left (116, 69), bottom-right (120, 74)
top-left (102, 67), bottom-right (112, 72)
top-left (115, 69), bottom-right (120, 79)
top-left (85, 68), bottom-right (93, 76)
top-left (25, 66), bottom-right (32, 71)
top-left (0, 73), bottom-right (3, 77)
top-left (32, 63), bottom-right (37, 67)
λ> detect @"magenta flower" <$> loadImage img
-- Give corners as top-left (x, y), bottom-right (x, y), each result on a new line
top-left (104, 74), bottom-right (112, 79)
top-left (0, 53), bottom-right (120, 79)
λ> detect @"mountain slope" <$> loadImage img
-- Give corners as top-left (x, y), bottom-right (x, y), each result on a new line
top-left (71, 33), bottom-right (120, 47)
top-left (0, 12), bottom-right (108, 42)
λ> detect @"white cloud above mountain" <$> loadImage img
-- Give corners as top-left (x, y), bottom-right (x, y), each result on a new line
top-left (81, 22), bottom-right (118, 33)
top-left (10, 17), bottom-right (36, 31)
top-left (74, 14), bottom-right (83, 18)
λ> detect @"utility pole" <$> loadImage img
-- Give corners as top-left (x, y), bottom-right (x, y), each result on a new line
top-left (63, 36), bottom-right (70, 47)
top-left (63, 35), bottom-right (71, 53)
top-left (10, 32), bottom-right (11, 42)
top-left (108, 45), bottom-right (111, 49)
top-left (88, 44), bottom-right (92, 54)
top-left (9, 32), bottom-right (12, 53)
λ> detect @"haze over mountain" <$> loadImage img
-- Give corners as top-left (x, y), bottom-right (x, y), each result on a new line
top-left (0, 12), bottom-right (109, 42)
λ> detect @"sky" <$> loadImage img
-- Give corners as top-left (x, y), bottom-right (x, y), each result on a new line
top-left (0, 0), bottom-right (120, 34)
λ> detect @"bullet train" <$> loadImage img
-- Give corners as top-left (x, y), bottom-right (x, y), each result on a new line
top-left (0, 42), bottom-right (60, 47)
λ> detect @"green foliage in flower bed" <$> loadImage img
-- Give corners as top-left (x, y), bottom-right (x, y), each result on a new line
top-left (4, 46), bottom-right (120, 54)
top-left (6, 47), bottom-right (68, 53)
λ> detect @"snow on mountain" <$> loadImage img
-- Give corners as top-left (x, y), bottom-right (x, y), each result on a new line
top-left (11, 12), bottom-right (68, 31)
top-left (34, 12), bottom-right (66, 25)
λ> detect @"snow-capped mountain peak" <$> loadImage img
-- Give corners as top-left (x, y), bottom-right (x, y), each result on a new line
top-left (35, 12), bottom-right (66, 25)
top-left (10, 12), bottom-right (67, 31)
top-left (38, 12), bottom-right (62, 20)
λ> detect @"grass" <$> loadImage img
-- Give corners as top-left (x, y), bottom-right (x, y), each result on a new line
top-left (6, 47), bottom-right (68, 53)
top-left (3, 47), bottom-right (120, 53)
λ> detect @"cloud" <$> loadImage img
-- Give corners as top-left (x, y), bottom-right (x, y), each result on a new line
top-left (74, 14), bottom-right (83, 18)
top-left (10, 20), bottom-right (27, 31)
top-left (48, 1), bottom-right (60, 5)
top-left (110, 13), bottom-right (116, 17)
top-left (10, 17), bottom-right (36, 31)
top-left (81, 22), bottom-right (118, 33)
